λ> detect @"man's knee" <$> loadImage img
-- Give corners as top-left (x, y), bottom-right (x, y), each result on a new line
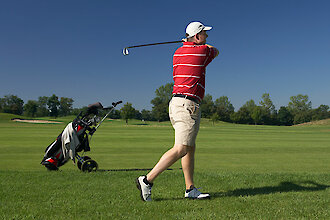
top-left (173, 144), bottom-right (193, 157)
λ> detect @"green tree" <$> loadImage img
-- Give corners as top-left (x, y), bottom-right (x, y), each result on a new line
top-left (141, 109), bottom-right (153, 121)
top-left (231, 99), bottom-right (255, 124)
top-left (151, 83), bottom-right (173, 122)
top-left (201, 94), bottom-right (215, 118)
top-left (47, 94), bottom-right (60, 118)
top-left (152, 102), bottom-right (169, 122)
top-left (135, 109), bottom-right (142, 120)
top-left (214, 96), bottom-right (234, 122)
top-left (277, 106), bottom-right (294, 126)
top-left (109, 109), bottom-right (121, 119)
top-left (120, 102), bottom-right (136, 124)
top-left (71, 107), bottom-right (84, 116)
top-left (0, 95), bottom-right (24, 115)
top-left (36, 96), bottom-right (49, 117)
top-left (259, 93), bottom-right (277, 124)
top-left (294, 111), bottom-right (312, 125)
top-left (288, 94), bottom-right (312, 124)
top-left (230, 106), bottom-right (253, 124)
top-left (210, 112), bottom-right (220, 125)
top-left (242, 99), bottom-right (257, 113)
top-left (312, 104), bottom-right (329, 121)
top-left (260, 93), bottom-right (276, 114)
top-left (251, 106), bottom-right (269, 125)
top-left (288, 94), bottom-right (312, 112)
top-left (24, 100), bottom-right (38, 117)
top-left (59, 97), bottom-right (74, 116)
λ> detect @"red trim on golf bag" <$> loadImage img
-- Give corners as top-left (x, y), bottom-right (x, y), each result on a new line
top-left (55, 152), bottom-right (61, 159)
top-left (46, 158), bottom-right (58, 166)
top-left (77, 125), bottom-right (83, 132)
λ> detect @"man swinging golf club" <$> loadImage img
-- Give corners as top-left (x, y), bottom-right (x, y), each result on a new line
top-left (136, 21), bottom-right (219, 201)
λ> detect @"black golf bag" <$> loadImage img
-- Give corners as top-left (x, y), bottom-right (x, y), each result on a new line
top-left (41, 101), bottom-right (122, 172)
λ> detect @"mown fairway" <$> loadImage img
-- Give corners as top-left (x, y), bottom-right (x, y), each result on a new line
top-left (0, 113), bottom-right (329, 219)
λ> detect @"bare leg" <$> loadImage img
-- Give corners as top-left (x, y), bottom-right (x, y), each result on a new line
top-left (146, 144), bottom-right (188, 183)
top-left (181, 145), bottom-right (195, 189)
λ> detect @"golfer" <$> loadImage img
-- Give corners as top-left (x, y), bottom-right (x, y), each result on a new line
top-left (136, 21), bottom-right (219, 201)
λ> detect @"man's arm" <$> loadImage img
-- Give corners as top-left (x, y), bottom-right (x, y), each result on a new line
top-left (205, 44), bottom-right (219, 57)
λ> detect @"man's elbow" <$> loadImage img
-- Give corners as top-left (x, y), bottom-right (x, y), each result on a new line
top-left (214, 48), bottom-right (219, 58)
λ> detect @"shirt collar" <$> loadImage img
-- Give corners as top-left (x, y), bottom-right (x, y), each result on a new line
top-left (183, 42), bottom-right (197, 46)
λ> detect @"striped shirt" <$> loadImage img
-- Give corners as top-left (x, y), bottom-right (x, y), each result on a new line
top-left (172, 42), bottom-right (217, 102)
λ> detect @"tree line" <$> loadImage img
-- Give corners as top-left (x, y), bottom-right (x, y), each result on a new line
top-left (202, 93), bottom-right (330, 125)
top-left (145, 83), bottom-right (330, 126)
top-left (1, 83), bottom-right (329, 125)
top-left (0, 94), bottom-right (74, 117)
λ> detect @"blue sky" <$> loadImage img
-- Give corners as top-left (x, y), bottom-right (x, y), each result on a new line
top-left (1, 0), bottom-right (329, 110)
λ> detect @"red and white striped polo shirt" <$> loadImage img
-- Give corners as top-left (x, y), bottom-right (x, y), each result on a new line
top-left (172, 42), bottom-right (217, 102)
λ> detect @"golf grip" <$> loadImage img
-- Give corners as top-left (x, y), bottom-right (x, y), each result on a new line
top-left (112, 101), bottom-right (122, 107)
top-left (126, 40), bottom-right (183, 49)
top-left (95, 101), bottom-right (122, 130)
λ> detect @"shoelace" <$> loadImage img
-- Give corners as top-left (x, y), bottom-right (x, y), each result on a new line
top-left (188, 187), bottom-right (202, 197)
top-left (144, 188), bottom-right (152, 200)
top-left (145, 185), bottom-right (152, 194)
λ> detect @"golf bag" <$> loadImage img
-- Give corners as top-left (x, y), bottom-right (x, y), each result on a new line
top-left (41, 101), bottom-right (122, 172)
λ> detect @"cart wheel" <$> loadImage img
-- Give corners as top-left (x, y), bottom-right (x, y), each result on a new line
top-left (81, 159), bottom-right (98, 172)
top-left (77, 156), bottom-right (91, 170)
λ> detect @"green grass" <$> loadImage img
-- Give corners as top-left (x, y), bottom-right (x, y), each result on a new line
top-left (0, 113), bottom-right (329, 219)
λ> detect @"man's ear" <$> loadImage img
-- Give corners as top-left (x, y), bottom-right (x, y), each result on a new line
top-left (195, 34), bottom-right (199, 40)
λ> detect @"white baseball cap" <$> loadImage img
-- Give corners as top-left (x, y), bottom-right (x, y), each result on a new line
top-left (186, 21), bottom-right (212, 38)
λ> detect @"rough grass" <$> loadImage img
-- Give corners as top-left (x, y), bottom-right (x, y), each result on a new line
top-left (295, 118), bottom-right (330, 126)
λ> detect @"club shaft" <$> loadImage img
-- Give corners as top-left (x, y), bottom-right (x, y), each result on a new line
top-left (95, 101), bottom-right (122, 129)
top-left (126, 40), bottom-right (182, 49)
top-left (95, 108), bottom-right (113, 130)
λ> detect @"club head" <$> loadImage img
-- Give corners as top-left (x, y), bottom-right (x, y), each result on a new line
top-left (123, 48), bottom-right (129, 56)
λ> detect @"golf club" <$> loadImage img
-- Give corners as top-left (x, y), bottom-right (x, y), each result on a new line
top-left (95, 101), bottom-right (122, 130)
top-left (122, 40), bottom-right (183, 55)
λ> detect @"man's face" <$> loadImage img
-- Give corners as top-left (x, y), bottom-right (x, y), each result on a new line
top-left (196, 30), bottom-right (208, 44)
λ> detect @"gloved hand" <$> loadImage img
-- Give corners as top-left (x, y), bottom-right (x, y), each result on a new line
top-left (181, 38), bottom-right (187, 42)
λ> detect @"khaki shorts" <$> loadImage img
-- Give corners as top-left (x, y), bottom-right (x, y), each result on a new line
top-left (169, 97), bottom-right (201, 146)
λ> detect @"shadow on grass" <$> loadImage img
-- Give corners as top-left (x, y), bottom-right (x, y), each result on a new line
top-left (133, 123), bottom-right (149, 126)
top-left (153, 197), bottom-right (186, 202)
top-left (98, 168), bottom-right (182, 172)
top-left (211, 181), bottom-right (330, 198)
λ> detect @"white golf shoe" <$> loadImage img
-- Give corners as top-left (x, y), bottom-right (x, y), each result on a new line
top-left (185, 186), bottom-right (210, 199)
top-left (136, 176), bottom-right (153, 202)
